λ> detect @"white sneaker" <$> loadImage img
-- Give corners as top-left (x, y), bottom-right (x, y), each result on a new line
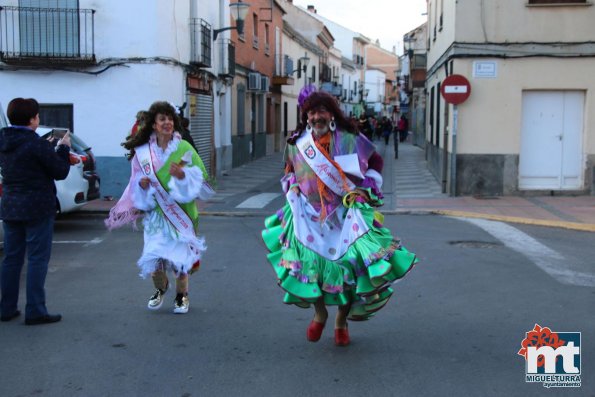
top-left (147, 288), bottom-right (166, 310)
top-left (173, 294), bottom-right (189, 314)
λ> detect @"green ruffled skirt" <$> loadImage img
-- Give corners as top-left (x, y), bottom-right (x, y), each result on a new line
top-left (262, 201), bottom-right (417, 321)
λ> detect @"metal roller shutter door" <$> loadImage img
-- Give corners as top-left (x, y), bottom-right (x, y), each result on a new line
top-left (189, 93), bottom-right (213, 176)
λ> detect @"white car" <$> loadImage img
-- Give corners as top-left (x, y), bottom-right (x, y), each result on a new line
top-left (0, 122), bottom-right (89, 220)
top-left (35, 127), bottom-right (90, 214)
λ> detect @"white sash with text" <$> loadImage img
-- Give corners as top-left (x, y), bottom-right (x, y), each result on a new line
top-left (296, 132), bottom-right (355, 196)
top-left (135, 144), bottom-right (195, 239)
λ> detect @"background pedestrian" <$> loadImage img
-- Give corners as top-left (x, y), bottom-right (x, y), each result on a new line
top-left (398, 114), bottom-right (409, 143)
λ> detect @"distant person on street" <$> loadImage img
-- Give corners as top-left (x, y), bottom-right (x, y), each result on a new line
top-left (105, 101), bottom-right (214, 314)
top-left (357, 114), bottom-right (373, 141)
top-left (382, 116), bottom-right (393, 145)
top-left (262, 86), bottom-right (417, 347)
top-left (0, 97), bottom-right (71, 325)
top-left (398, 114), bottom-right (409, 143)
top-left (179, 117), bottom-right (197, 152)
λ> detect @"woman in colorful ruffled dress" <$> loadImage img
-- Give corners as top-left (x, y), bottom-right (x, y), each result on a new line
top-left (262, 88), bottom-right (417, 346)
top-left (106, 101), bottom-right (213, 314)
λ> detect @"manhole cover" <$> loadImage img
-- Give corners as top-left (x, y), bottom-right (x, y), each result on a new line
top-left (448, 240), bottom-right (502, 249)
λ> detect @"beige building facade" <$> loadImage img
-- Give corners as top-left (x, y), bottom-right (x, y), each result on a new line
top-left (366, 43), bottom-right (400, 121)
top-left (426, 0), bottom-right (595, 196)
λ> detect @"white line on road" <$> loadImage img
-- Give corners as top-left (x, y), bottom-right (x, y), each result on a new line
top-left (53, 237), bottom-right (103, 246)
top-left (458, 217), bottom-right (595, 287)
top-left (236, 193), bottom-right (281, 209)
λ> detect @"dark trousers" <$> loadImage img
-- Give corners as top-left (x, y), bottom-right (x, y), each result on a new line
top-left (1, 217), bottom-right (54, 319)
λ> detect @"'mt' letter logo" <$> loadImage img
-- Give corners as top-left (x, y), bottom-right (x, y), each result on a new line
top-left (518, 324), bottom-right (581, 375)
top-left (526, 342), bottom-right (580, 374)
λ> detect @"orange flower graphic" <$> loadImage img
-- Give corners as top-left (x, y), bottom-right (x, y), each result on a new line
top-left (518, 324), bottom-right (566, 367)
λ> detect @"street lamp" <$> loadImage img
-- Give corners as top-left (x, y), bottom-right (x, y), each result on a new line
top-left (297, 53), bottom-right (310, 86)
top-left (403, 35), bottom-right (415, 59)
top-left (213, 0), bottom-right (251, 41)
top-left (289, 52), bottom-right (310, 86)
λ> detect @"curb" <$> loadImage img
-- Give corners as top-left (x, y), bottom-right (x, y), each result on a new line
top-left (428, 209), bottom-right (595, 233)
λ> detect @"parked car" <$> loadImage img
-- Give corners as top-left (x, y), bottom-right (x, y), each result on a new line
top-left (36, 126), bottom-right (101, 202)
top-left (0, 124), bottom-right (100, 220)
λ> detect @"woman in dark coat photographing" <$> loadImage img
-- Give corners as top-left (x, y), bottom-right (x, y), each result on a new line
top-left (0, 97), bottom-right (71, 325)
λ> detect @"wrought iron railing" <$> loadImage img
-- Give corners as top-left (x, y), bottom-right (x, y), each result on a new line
top-left (190, 18), bottom-right (211, 67)
top-left (218, 39), bottom-right (235, 77)
top-left (274, 53), bottom-right (293, 76)
top-left (0, 6), bottom-right (95, 65)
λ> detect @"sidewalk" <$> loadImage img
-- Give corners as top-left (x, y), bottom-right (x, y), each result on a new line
top-left (83, 141), bottom-right (595, 232)
top-left (386, 142), bottom-right (595, 232)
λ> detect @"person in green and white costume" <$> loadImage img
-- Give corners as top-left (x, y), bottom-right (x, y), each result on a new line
top-left (106, 101), bottom-right (213, 314)
top-left (262, 87), bottom-right (418, 346)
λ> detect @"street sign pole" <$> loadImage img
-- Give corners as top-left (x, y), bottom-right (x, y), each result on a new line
top-left (440, 74), bottom-right (471, 197)
top-left (451, 106), bottom-right (458, 196)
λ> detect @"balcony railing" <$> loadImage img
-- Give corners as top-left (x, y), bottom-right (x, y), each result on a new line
top-left (0, 6), bottom-right (95, 65)
top-left (218, 39), bottom-right (235, 77)
top-left (190, 18), bottom-right (211, 67)
top-left (320, 63), bottom-right (332, 83)
top-left (271, 54), bottom-right (295, 85)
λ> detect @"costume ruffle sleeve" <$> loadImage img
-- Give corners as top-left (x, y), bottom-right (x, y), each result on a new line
top-left (131, 158), bottom-right (158, 212)
top-left (168, 150), bottom-right (214, 203)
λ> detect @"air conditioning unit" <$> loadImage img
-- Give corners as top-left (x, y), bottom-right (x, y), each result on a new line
top-left (260, 75), bottom-right (270, 92)
top-left (248, 72), bottom-right (261, 91)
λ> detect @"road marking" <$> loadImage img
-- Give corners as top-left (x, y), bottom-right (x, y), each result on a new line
top-left (236, 193), bottom-right (281, 209)
top-left (459, 217), bottom-right (595, 287)
top-left (53, 238), bottom-right (103, 246)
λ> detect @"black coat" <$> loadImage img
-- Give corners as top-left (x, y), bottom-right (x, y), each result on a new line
top-left (0, 126), bottom-right (70, 220)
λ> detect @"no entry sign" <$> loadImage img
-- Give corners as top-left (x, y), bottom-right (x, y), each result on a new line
top-left (441, 74), bottom-right (471, 105)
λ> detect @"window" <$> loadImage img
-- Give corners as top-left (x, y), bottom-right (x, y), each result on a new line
top-left (252, 13), bottom-right (259, 48)
top-left (264, 23), bottom-right (270, 55)
top-left (39, 104), bottom-right (73, 131)
top-left (439, 0), bottom-right (444, 30)
top-left (529, 0), bottom-right (586, 3)
top-left (190, 18), bottom-right (211, 67)
top-left (237, 84), bottom-right (246, 135)
top-left (412, 54), bottom-right (427, 68)
top-left (18, 0), bottom-right (80, 56)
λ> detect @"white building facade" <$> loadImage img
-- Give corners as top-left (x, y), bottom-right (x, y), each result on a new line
top-left (0, 0), bottom-right (235, 196)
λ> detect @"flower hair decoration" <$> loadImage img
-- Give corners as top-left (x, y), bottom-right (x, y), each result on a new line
top-left (298, 84), bottom-right (317, 108)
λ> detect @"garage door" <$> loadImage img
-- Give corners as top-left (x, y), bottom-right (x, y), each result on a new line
top-left (188, 93), bottom-right (213, 176)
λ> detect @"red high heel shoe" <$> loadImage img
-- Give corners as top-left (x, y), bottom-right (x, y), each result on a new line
top-left (306, 320), bottom-right (326, 342)
top-left (334, 326), bottom-right (350, 346)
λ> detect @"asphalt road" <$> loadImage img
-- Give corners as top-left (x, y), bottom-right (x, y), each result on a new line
top-left (0, 213), bottom-right (593, 397)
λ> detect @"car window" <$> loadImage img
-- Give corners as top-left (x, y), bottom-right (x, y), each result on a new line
top-left (70, 134), bottom-right (91, 152)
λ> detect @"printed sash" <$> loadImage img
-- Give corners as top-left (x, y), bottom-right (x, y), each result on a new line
top-left (296, 132), bottom-right (355, 196)
top-left (135, 143), bottom-right (195, 239)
